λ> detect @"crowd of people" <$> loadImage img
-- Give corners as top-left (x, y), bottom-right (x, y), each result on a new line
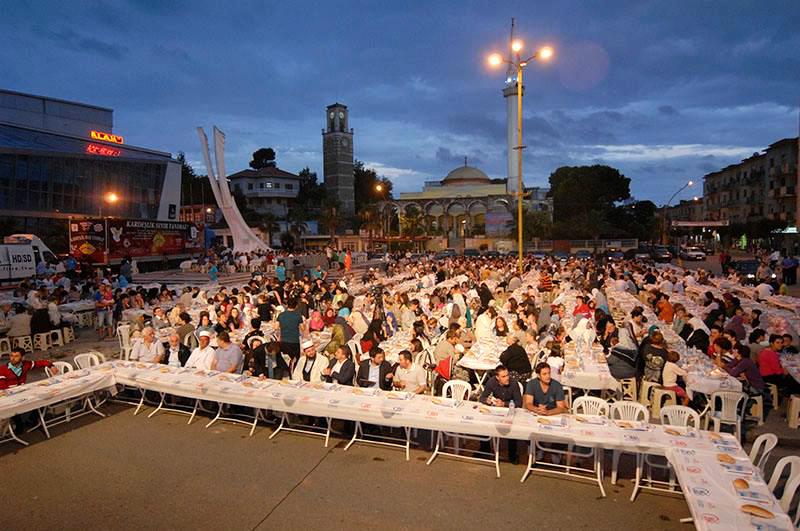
top-left (3, 244), bottom-right (800, 460)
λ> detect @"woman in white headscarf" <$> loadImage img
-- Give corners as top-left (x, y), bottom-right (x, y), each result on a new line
top-left (686, 316), bottom-right (711, 353)
top-left (591, 288), bottom-right (609, 314)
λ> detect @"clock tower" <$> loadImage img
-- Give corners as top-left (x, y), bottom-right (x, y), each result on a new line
top-left (322, 103), bottom-right (355, 217)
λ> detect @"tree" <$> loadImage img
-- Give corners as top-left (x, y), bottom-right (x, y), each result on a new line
top-left (400, 206), bottom-right (424, 237)
top-left (285, 208), bottom-right (309, 248)
top-left (506, 208), bottom-right (553, 241)
top-left (319, 197), bottom-right (341, 243)
top-left (359, 203), bottom-right (381, 243)
top-left (257, 212), bottom-right (280, 247)
top-left (231, 187), bottom-right (260, 225)
top-left (249, 147), bottom-right (276, 169)
top-left (296, 167), bottom-right (327, 212)
top-left (178, 152), bottom-right (215, 207)
top-left (354, 160), bottom-right (393, 211)
top-left (549, 165), bottom-right (631, 224)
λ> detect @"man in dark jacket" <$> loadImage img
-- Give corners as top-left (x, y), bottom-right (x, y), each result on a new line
top-left (162, 333), bottom-right (191, 367)
top-left (356, 348), bottom-right (394, 390)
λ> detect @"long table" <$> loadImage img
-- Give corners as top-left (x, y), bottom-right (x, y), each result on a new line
top-left (1, 361), bottom-right (792, 530)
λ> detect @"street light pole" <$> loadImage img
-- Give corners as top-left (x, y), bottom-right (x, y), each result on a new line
top-left (488, 39), bottom-right (553, 274)
top-left (516, 62), bottom-right (524, 274)
top-left (662, 180), bottom-right (693, 244)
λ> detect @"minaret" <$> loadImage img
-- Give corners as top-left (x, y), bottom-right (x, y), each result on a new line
top-left (504, 18), bottom-right (523, 194)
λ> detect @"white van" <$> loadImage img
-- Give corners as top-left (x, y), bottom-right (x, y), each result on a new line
top-left (0, 234), bottom-right (59, 281)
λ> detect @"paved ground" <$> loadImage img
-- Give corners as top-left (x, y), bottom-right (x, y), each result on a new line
top-left (2, 402), bottom-right (692, 531)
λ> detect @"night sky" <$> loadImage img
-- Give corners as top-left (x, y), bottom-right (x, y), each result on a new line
top-left (2, 0), bottom-right (798, 204)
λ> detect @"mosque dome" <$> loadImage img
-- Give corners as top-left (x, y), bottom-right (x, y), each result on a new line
top-left (442, 164), bottom-right (491, 185)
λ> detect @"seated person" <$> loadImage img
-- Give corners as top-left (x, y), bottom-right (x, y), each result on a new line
top-left (211, 331), bottom-right (243, 373)
top-left (164, 332), bottom-right (191, 367)
top-left (661, 350), bottom-right (689, 406)
top-left (724, 344), bottom-right (764, 397)
top-left (185, 331), bottom-right (215, 370)
top-left (151, 307), bottom-right (170, 330)
top-left (524, 362), bottom-right (567, 416)
top-left (242, 337), bottom-right (275, 379)
top-left (322, 345), bottom-right (356, 385)
top-left (499, 334), bottom-right (532, 384)
top-left (130, 326), bottom-right (165, 363)
top-left (356, 348), bottom-right (393, 390)
top-left (292, 339), bottom-right (327, 383)
top-left (392, 350), bottom-right (427, 394)
top-left (479, 364), bottom-right (522, 408)
top-left (0, 347), bottom-right (56, 389)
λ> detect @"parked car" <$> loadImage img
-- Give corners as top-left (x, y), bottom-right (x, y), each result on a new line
top-left (463, 248), bottom-right (480, 257)
top-left (679, 246), bottom-right (706, 261)
top-left (606, 250), bottom-right (625, 262)
top-left (624, 247), bottom-right (652, 260)
top-left (729, 260), bottom-right (770, 285)
top-left (552, 250), bottom-right (569, 262)
top-left (531, 250), bottom-right (547, 260)
top-left (483, 250), bottom-right (501, 258)
top-left (435, 248), bottom-right (457, 259)
top-left (652, 245), bottom-right (673, 263)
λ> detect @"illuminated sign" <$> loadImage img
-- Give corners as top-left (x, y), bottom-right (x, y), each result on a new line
top-left (86, 144), bottom-right (121, 157)
top-left (90, 130), bottom-right (124, 144)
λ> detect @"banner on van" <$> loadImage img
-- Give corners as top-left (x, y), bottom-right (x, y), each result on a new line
top-left (106, 219), bottom-right (202, 260)
top-left (69, 219), bottom-right (107, 263)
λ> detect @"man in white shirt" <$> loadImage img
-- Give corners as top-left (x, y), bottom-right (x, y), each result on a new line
top-left (392, 350), bottom-right (427, 394)
top-left (658, 277), bottom-right (673, 293)
top-left (185, 331), bottom-right (215, 370)
top-left (130, 326), bottom-right (165, 363)
top-left (754, 282), bottom-right (774, 301)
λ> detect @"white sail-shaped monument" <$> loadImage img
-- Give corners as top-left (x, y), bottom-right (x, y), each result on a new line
top-left (197, 126), bottom-right (270, 253)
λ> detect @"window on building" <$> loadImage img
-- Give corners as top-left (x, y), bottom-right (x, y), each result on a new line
top-left (286, 183), bottom-right (293, 190)
top-left (248, 183), bottom-right (253, 190)
top-left (259, 182), bottom-right (264, 188)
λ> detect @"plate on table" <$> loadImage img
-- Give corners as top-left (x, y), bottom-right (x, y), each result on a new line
top-left (385, 391), bottom-right (413, 400)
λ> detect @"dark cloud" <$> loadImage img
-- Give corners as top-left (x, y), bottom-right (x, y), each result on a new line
top-left (658, 105), bottom-right (680, 116)
top-left (1, 0), bottom-right (798, 205)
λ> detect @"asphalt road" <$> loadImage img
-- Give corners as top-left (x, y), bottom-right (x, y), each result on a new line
top-left (1, 403), bottom-right (690, 531)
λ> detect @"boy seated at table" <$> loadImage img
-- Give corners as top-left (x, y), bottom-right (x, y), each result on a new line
top-left (661, 350), bottom-right (689, 406)
top-left (523, 362), bottom-right (567, 416)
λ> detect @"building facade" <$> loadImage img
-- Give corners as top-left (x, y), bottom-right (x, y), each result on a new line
top-left (322, 103), bottom-right (355, 217)
top-left (383, 163), bottom-right (551, 246)
top-left (703, 137), bottom-right (798, 227)
top-left (227, 166), bottom-right (300, 217)
top-left (0, 89), bottom-right (181, 251)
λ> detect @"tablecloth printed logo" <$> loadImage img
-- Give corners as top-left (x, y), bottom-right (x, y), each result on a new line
top-left (672, 440), bottom-right (687, 447)
top-left (701, 514), bottom-right (719, 525)
top-left (686, 466), bottom-right (702, 474)
top-left (623, 433), bottom-right (639, 442)
top-left (677, 449), bottom-right (696, 456)
top-left (692, 487), bottom-right (709, 496)
top-left (360, 403), bottom-right (372, 409)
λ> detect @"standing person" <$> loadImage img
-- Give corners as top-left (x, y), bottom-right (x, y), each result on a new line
top-left (538, 268), bottom-right (554, 305)
top-left (208, 260), bottom-right (219, 283)
top-left (275, 260), bottom-right (287, 283)
top-left (344, 249), bottom-right (352, 273)
top-left (277, 297), bottom-right (303, 368)
top-left (94, 283), bottom-right (115, 340)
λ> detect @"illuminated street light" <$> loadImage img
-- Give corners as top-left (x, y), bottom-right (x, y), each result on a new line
top-left (487, 37), bottom-right (555, 273)
top-left (375, 184), bottom-right (383, 192)
top-left (106, 192), bottom-right (119, 203)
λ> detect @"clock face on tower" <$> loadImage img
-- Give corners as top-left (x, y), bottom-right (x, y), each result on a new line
top-left (329, 112), bottom-right (334, 119)
top-left (339, 111), bottom-right (344, 119)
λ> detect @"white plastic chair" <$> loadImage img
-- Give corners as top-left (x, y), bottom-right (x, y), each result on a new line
top-left (633, 405), bottom-right (701, 501)
top-left (522, 396), bottom-right (609, 497)
top-left (442, 380), bottom-right (471, 401)
top-left (748, 433), bottom-right (778, 474)
top-left (47, 361), bottom-right (73, 377)
top-left (660, 405), bottom-right (701, 428)
top-left (609, 401), bottom-right (649, 487)
top-left (704, 390), bottom-right (747, 440)
top-left (427, 380), bottom-right (499, 477)
top-left (73, 353), bottom-right (101, 369)
top-left (117, 323), bottom-right (132, 360)
top-left (767, 456), bottom-right (800, 526)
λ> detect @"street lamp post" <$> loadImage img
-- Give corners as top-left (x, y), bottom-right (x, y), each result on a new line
top-left (662, 180), bottom-right (693, 245)
top-left (488, 41), bottom-right (553, 273)
top-left (99, 191), bottom-right (119, 217)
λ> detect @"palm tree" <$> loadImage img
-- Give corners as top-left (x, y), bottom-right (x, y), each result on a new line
top-left (320, 198), bottom-right (341, 244)
top-left (258, 212), bottom-right (280, 248)
top-left (359, 204), bottom-right (381, 247)
top-left (285, 209), bottom-right (309, 249)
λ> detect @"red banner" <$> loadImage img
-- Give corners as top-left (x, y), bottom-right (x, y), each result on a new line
top-left (69, 218), bottom-right (107, 263)
top-left (106, 219), bottom-right (202, 260)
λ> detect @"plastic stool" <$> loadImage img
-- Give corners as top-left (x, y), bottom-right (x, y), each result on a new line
top-left (650, 388), bottom-right (676, 418)
top-left (62, 326), bottom-right (75, 343)
top-left (619, 378), bottom-right (637, 401)
top-left (0, 337), bottom-right (11, 356)
top-left (49, 329), bottom-right (64, 348)
top-left (12, 335), bottom-right (33, 353)
top-left (33, 333), bottom-right (52, 351)
top-left (766, 383), bottom-right (780, 410)
top-left (639, 380), bottom-right (660, 407)
top-left (789, 395), bottom-right (800, 429)
top-left (747, 395), bottom-right (764, 426)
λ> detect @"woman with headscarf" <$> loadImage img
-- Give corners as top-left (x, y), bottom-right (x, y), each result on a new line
top-left (322, 307), bottom-right (336, 328)
top-left (308, 310), bottom-right (325, 332)
top-left (686, 316), bottom-right (711, 353)
top-left (591, 288), bottom-right (609, 315)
